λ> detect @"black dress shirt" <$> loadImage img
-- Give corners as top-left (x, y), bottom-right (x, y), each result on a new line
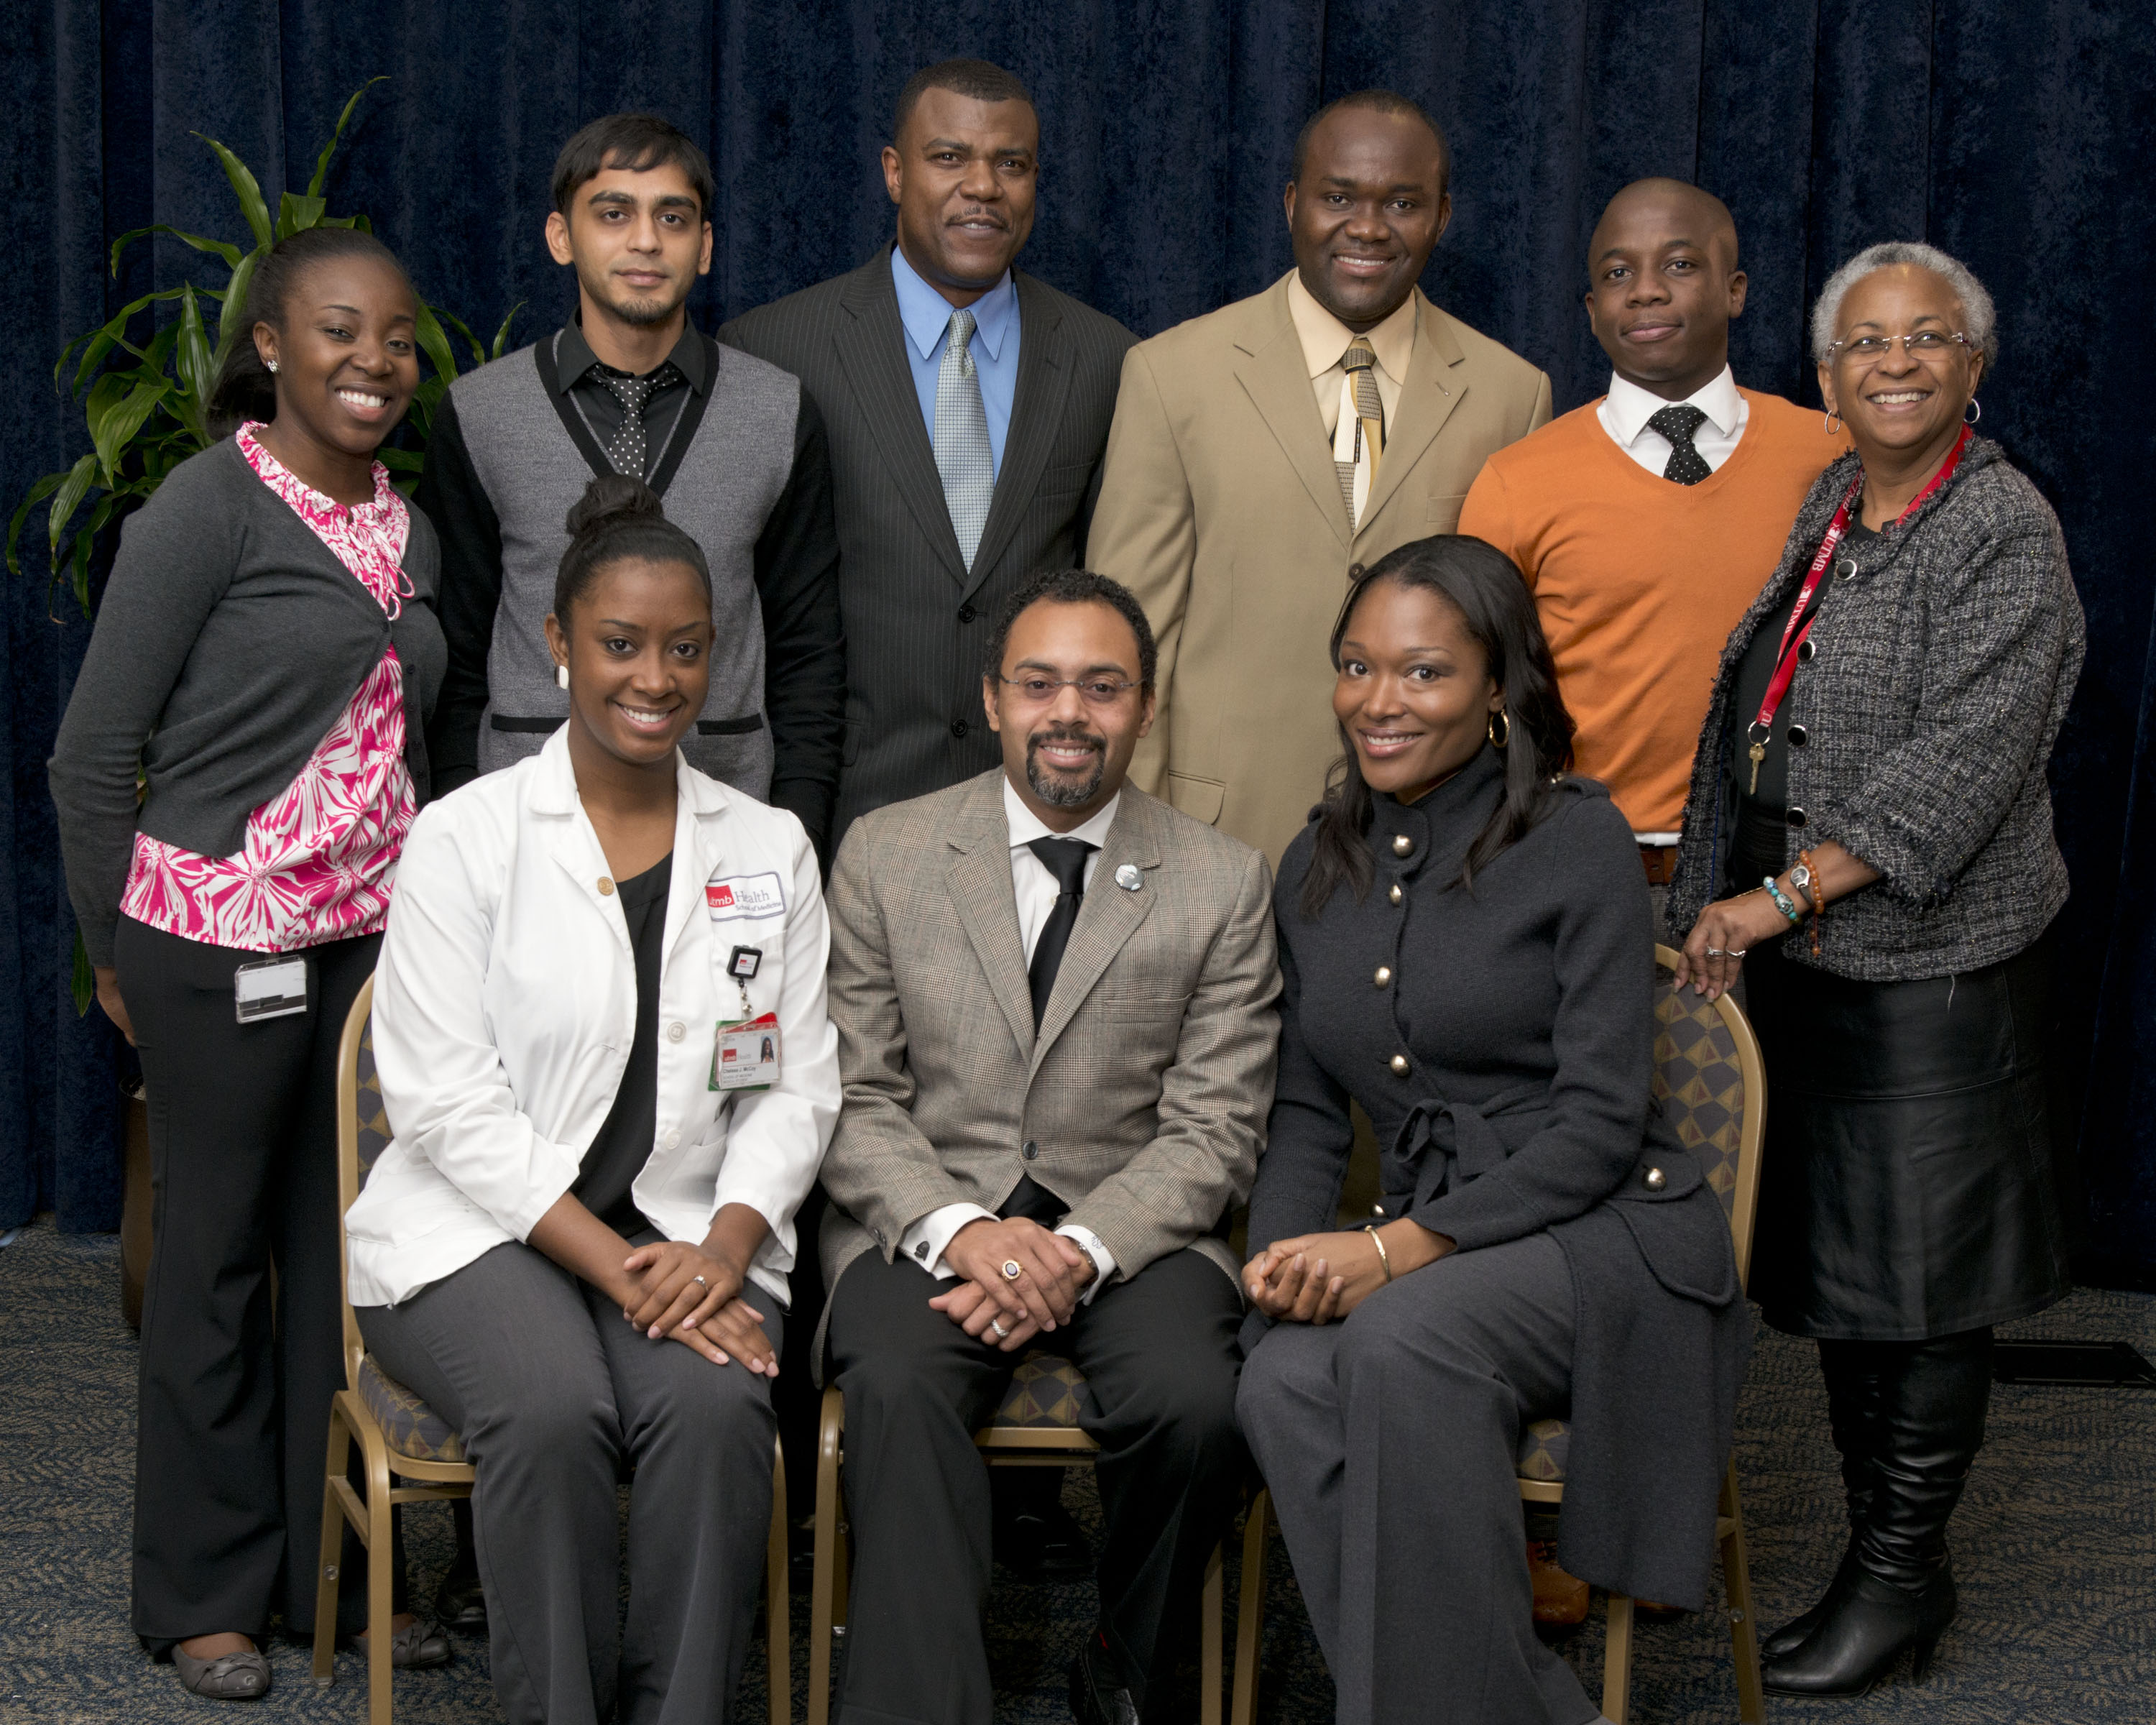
top-left (553, 318), bottom-right (704, 482)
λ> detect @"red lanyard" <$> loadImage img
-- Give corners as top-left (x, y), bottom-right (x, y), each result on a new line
top-left (1748, 426), bottom-right (1971, 749)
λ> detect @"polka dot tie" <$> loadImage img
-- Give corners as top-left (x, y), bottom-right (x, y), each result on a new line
top-left (600, 372), bottom-right (659, 479)
top-left (1646, 402), bottom-right (1712, 485)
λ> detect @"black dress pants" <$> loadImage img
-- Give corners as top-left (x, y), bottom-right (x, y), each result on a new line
top-left (826, 1247), bottom-right (1245, 1725)
top-left (117, 917), bottom-right (396, 1646)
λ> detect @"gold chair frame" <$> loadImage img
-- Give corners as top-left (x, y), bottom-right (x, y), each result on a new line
top-left (807, 1379), bottom-right (1229, 1725)
top-left (310, 974), bottom-right (793, 1725)
top-left (1229, 944), bottom-right (1769, 1725)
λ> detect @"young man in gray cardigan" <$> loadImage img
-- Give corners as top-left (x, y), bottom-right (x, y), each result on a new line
top-left (418, 113), bottom-right (845, 854)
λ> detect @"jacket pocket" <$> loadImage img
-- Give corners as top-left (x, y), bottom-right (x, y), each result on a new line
top-left (1166, 773), bottom-right (1225, 824)
top-left (1427, 492), bottom-right (1469, 533)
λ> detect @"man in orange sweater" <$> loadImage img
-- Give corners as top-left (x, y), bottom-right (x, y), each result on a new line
top-left (1461, 179), bottom-right (1846, 925)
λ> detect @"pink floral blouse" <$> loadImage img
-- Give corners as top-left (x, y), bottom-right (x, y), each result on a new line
top-left (119, 423), bottom-right (418, 954)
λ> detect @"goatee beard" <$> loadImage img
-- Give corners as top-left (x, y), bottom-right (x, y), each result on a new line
top-left (1026, 727), bottom-right (1107, 808)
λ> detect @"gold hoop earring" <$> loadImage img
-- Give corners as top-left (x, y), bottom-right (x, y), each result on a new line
top-left (1488, 709), bottom-right (1511, 750)
top-left (1824, 409), bottom-right (1841, 436)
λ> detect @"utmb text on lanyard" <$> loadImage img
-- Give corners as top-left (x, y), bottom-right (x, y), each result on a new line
top-left (1746, 426), bottom-right (1972, 794)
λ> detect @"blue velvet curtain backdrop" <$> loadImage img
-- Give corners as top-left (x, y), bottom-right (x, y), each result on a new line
top-left (5, 2), bottom-right (2152, 1279)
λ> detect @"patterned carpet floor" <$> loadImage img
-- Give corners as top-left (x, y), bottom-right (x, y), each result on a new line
top-left (2, 1219), bottom-right (2150, 1722)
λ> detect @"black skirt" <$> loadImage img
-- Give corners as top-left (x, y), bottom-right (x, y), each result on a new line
top-left (1741, 929), bottom-right (2070, 1341)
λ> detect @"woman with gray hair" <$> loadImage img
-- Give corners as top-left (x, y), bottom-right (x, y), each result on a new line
top-left (1667, 242), bottom-right (2082, 1700)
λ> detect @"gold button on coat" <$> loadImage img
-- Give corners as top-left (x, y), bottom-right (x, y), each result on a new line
top-left (1392, 834), bottom-right (1414, 857)
top-left (1388, 883), bottom-right (1404, 905)
top-left (1373, 966), bottom-right (1393, 987)
top-left (597, 877), bottom-right (616, 896)
top-left (1389, 1054), bottom-right (1409, 1076)
top-left (1643, 1167), bottom-right (1667, 1191)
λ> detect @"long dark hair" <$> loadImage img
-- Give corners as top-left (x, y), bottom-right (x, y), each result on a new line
top-left (1301, 535), bottom-right (1575, 917)
top-left (205, 227), bottom-right (413, 439)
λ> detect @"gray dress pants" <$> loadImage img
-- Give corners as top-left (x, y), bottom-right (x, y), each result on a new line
top-left (359, 1238), bottom-right (780, 1725)
top-left (1238, 1232), bottom-right (1599, 1725)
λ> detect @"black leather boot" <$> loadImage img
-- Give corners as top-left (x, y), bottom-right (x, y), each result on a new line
top-left (1764, 1328), bottom-right (1992, 1698)
top-left (1761, 1339), bottom-right (1886, 1658)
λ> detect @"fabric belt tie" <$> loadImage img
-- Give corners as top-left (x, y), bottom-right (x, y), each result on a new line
top-left (1387, 1085), bottom-right (1551, 1216)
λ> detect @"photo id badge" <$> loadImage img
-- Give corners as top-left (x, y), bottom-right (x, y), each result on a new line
top-left (234, 956), bottom-right (308, 1024)
top-left (710, 1012), bottom-right (781, 1093)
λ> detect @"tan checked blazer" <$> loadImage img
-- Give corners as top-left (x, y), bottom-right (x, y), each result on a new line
top-left (815, 770), bottom-right (1281, 1352)
top-left (1087, 272), bottom-right (1552, 862)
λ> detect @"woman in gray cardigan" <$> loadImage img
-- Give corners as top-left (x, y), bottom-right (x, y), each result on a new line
top-left (1669, 243), bottom-right (2083, 1701)
top-left (1241, 537), bottom-right (1746, 1725)
top-left (47, 228), bottom-right (448, 1698)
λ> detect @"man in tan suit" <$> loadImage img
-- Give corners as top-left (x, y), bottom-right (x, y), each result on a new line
top-left (818, 570), bottom-right (1280, 1725)
top-left (1089, 90), bottom-right (1552, 861)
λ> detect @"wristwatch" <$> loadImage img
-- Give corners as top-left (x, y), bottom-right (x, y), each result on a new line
top-left (1787, 862), bottom-right (1816, 911)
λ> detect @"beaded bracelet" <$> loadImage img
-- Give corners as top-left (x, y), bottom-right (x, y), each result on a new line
top-left (1761, 876), bottom-right (1804, 922)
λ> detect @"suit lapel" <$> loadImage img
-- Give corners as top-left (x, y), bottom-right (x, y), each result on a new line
top-left (943, 777), bottom-right (1038, 1059)
top-left (1029, 796), bottom-right (1161, 1073)
top-left (966, 272), bottom-right (1070, 597)
top-left (834, 252), bottom-right (968, 584)
top-left (1356, 290), bottom-right (1467, 541)
top-left (1233, 282), bottom-right (1352, 551)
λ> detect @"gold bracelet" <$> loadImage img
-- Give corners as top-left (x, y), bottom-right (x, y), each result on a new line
top-left (1364, 1223), bottom-right (1394, 1282)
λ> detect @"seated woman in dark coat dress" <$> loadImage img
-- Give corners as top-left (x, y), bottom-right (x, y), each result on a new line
top-left (1237, 536), bottom-right (1749, 1725)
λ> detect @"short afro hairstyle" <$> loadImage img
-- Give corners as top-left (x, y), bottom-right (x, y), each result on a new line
top-left (983, 570), bottom-right (1157, 691)
top-left (1292, 88), bottom-right (1450, 193)
top-left (892, 58), bottom-right (1035, 144)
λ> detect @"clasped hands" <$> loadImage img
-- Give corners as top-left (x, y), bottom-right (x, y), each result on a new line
top-left (618, 1238), bottom-right (777, 1378)
top-left (1243, 1220), bottom-right (1452, 1325)
top-left (929, 1215), bottom-right (1096, 1352)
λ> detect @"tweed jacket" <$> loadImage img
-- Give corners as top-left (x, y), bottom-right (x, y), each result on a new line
top-left (1087, 272), bottom-right (1552, 863)
top-left (815, 770), bottom-right (1281, 1365)
top-left (1668, 437), bottom-right (2083, 980)
top-left (720, 253), bottom-right (1135, 842)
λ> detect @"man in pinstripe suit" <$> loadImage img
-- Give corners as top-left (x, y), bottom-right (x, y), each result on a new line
top-left (720, 57), bottom-right (1135, 847)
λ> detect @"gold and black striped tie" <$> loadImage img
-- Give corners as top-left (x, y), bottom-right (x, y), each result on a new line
top-left (1333, 337), bottom-right (1386, 528)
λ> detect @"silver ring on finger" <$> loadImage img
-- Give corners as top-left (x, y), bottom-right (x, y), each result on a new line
top-left (990, 1319), bottom-right (1009, 1339)
top-left (691, 1275), bottom-right (708, 1287)
top-left (1705, 947), bottom-right (1726, 957)
top-left (1727, 948), bottom-right (1748, 958)
top-left (1000, 1259), bottom-right (1023, 1282)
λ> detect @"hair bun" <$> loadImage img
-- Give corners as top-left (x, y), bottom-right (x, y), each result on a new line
top-left (566, 472), bottom-right (666, 540)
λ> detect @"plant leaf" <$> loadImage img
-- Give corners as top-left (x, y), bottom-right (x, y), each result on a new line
top-left (216, 248), bottom-right (261, 360)
top-left (90, 376), bottom-right (168, 487)
top-left (173, 285), bottom-right (216, 445)
top-left (4, 469), bottom-right (68, 577)
top-left (191, 132), bottom-right (274, 249)
top-left (72, 928), bottom-right (95, 1018)
top-left (308, 78), bottom-right (387, 199)
top-left (432, 306), bottom-right (485, 370)
top-left (109, 223), bottom-right (244, 276)
top-left (376, 446), bottom-right (423, 473)
top-left (275, 190), bottom-right (328, 239)
top-left (490, 301), bottom-right (527, 360)
top-left (63, 287), bottom-right (186, 396)
top-left (413, 303), bottom-right (460, 387)
top-left (42, 454), bottom-right (100, 565)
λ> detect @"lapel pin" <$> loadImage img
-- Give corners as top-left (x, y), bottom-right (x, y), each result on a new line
top-left (1115, 863), bottom-right (1143, 892)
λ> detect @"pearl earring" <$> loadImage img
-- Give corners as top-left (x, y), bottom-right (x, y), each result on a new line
top-left (556, 663), bottom-right (569, 691)
top-left (267, 360), bottom-right (279, 374)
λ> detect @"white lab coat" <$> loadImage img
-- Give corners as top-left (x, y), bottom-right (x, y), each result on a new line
top-left (344, 727), bottom-right (839, 1310)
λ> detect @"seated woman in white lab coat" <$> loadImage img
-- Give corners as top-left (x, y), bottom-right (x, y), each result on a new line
top-left (344, 474), bottom-right (839, 1725)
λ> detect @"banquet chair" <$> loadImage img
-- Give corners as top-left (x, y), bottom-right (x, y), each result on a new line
top-left (310, 975), bottom-right (793, 1725)
top-left (1229, 944), bottom-right (1769, 1724)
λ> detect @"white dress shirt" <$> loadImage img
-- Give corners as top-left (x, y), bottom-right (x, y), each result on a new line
top-left (1597, 364), bottom-right (1749, 476)
top-left (893, 778), bottom-right (1123, 1300)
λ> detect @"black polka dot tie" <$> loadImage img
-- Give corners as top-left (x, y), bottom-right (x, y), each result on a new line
top-left (1646, 402), bottom-right (1712, 485)
top-left (600, 372), bottom-right (658, 479)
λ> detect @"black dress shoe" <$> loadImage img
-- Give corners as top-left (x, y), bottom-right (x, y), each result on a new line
top-left (1761, 1566), bottom-right (1954, 1697)
top-left (1761, 1543), bottom-right (1858, 1660)
top-left (433, 1561), bottom-right (488, 1634)
top-left (1000, 1498), bottom-right (1095, 1583)
top-left (1069, 1636), bottom-right (1140, 1725)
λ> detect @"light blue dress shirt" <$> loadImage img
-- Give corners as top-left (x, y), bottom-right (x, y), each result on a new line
top-left (890, 244), bottom-right (1021, 478)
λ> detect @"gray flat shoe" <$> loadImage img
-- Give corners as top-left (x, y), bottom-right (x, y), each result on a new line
top-left (171, 1642), bottom-right (270, 1700)
top-left (351, 1616), bottom-right (451, 1670)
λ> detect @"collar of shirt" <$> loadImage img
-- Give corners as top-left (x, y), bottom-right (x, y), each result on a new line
top-left (1003, 776), bottom-right (1120, 961)
top-left (553, 315), bottom-right (709, 395)
top-left (893, 244), bottom-right (1018, 366)
top-left (1600, 364), bottom-right (1743, 449)
top-left (1286, 271), bottom-right (1414, 437)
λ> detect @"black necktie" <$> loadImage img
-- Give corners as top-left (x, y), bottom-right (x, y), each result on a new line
top-left (1025, 837), bottom-right (1096, 1029)
top-left (1646, 402), bottom-right (1712, 485)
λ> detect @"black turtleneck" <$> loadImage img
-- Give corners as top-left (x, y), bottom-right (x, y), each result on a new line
top-left (1248, 744), bottom-right (1673, 1261)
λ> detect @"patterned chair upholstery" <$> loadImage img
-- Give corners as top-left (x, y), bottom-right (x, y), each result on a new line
top-left (986, 1353), bottom-right (1095, 1431)
top-left (1508, 964), bottom-right (1754, 1491)
top-left (351, 1029), bottom-right (466, 1465)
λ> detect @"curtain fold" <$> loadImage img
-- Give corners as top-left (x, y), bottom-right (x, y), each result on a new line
top-left (5, 0), bottom-right (2151, 1279)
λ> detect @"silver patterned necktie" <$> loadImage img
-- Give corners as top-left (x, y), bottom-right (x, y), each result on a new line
top-left (599, 372), bottom-right (658, 479)
top-left (934, 308), bottom-right (994, 570)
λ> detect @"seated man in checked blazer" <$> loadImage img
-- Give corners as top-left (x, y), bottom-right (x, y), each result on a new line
top-left (816, 569), bottom-right (1281, 1725)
